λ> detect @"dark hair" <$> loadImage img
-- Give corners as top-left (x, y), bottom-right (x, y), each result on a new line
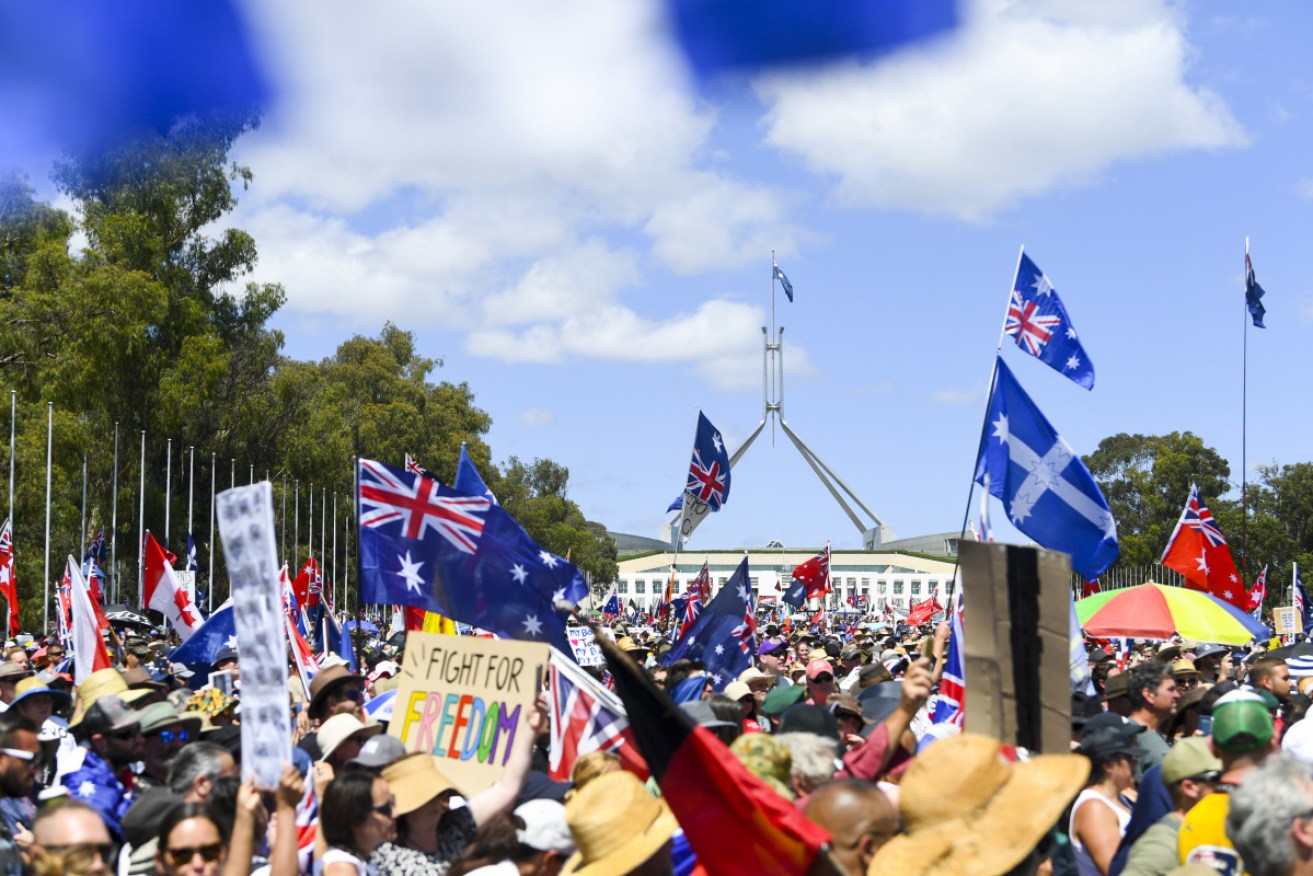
top-left (1126, 662), bottom-right (1172, 710)
top-left (158, 802), bottom-right (228, 852)
top-left (446, 813), bottom-right (539, 876)
top-left (0, 711), bottom-right (38, 749)
top-left (320, 772), bottom-right (381, 856)
top-left (206, 776), bottom-right (242, 840)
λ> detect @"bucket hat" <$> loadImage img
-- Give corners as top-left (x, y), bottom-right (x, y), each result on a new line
top-left (382, 751), bottom-right (460, 816)
top-left (561, 771), bottom-right (677, 876)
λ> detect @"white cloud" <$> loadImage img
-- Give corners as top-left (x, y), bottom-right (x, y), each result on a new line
top-left (521, 409), bottom-right (555, 428)
top-left (753, 0), bottom-right (1247, 221)
top-left (931, 381), bottom-right (986, 406)
top-left (1296, 178), bottom-right (1313, 200)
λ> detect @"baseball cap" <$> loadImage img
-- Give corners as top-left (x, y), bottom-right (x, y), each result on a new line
top-left (680, 700), bottom-right (736, 730)
top-left (348, 733), bottom-right (408, 770)
top-left (723, 681), bottom-right (753, 702)
top-left (805, 658), bottom-right (835, 680)
top-left (80, 696), bottom-right (140, 737)
top-left (1210, 690), bottom-right (1274, 754)
top-left (758, 639), bottom-right (785, 656)
top-left (1161, 737), bottom-right (1222, 786)
top-left (760, 685), bottom-right (806, 716)
top-left (515, 799), bottom-right (575, 855)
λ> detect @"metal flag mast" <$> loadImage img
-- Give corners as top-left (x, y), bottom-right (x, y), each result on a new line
top-left (1241, 237), bottom-right (1251, 583)
top-left (694, 253), bottom-right (894, 548)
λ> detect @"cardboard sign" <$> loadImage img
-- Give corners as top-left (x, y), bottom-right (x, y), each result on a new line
top-left (959, 541), bottom-right (1072, 755)
top-left (215, 482), bottom-right (292, 789)
top-left (1274, 606), bottom-right (1298, 635)
top-left (567, 626), bottom-right (605, 666)
top-left (391, 632), bottom-right (549, 793)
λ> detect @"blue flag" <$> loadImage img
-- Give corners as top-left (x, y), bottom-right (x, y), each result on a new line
top-left (603, 589), bottom-right (620, 617)
top-left (323, 612), bottom-right (357, 672)
top-left (781, 578), bottom-right (807, 609)
top-left (454, 444), bottom-right (499, 505)
top-left (774, 264), bottom-right (794, 303)
top-left (357, 459), bottom-right (581, 657)
top-left (1246, 252), bottom-right (1267, 329)
top-left (682, 411), bottom-right (731, 512)
top-left (1005, 252), bottom-right (1095, 390)
top-left (661, 557), bottom-right (755, 690)
top-left (186, 532), bottom-right (198, 573)
top-left (975, 358), bottom-right (1119, 579)
top-left (170, 600), bottom-right (235, 684)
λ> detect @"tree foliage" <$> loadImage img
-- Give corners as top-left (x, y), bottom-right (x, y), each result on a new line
top-left (0, 118), bottom-right (614, 630)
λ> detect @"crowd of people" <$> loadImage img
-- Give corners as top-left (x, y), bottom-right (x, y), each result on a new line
top-left (0, 616), bottom-right (1310, 876)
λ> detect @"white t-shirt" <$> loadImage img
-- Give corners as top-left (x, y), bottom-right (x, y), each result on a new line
top-left (463, 862), bottom-right (519, 876)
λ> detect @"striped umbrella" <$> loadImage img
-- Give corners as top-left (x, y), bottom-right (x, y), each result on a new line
top-left (1076, 582), bottom-right (1268, 646)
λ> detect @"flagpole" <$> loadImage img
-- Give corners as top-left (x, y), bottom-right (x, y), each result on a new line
top-left (770, 251), bottom-right (777, 446)
top-left (137, 430), bottom-right (145, 607)
top-left (281, 476), bottom-right (288, 566)
top-left (1242, 237), bottom-right (1250, 584)
top-left (79, 455), bottom-right (87, 560)
top-left (42, 403), bottom-right (51, 634)
top-left (164, 438), bottom-right (173, 551)
top-left (309, 482), bottom-right (314, 561)
top-left (7, 391), bottom-right (13, 528)
top-left (187, 446), bottom-right (194, 546)
top-left (321, 489), bottom-right (327, 582)
top-left (332, 491), bottom-right (337, 605)
top-left (208, 452), bottom-right (215, 611)
top-left (111, 422), bottom-right (119, 603)
top-left (294, 479), bottom-right (300, 570)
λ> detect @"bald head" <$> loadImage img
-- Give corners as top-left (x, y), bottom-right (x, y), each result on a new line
top-left (804, 780), bottom-right (896, 876)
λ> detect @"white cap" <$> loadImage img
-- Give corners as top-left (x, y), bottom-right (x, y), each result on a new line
top-left (514, 799), bottom-right (575, 854)
top-left (1284, 718), bottom-right (1313, 764)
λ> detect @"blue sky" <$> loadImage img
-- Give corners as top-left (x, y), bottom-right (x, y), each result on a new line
top-left (66, 3), bottom-right (1313, 551)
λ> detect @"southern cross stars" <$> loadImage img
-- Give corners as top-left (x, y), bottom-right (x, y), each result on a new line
top-left (1065, 355), bottom-right (1081, 371)
top-left (510, 564), bottom-right (528, 584)
top-left (395, 551), bottom-right (426, 595)
top-left (711, 432), bottom-right (723, 454)
top-left (1032, 273), bottom-right (1054, 297)
top-left (539, 551), bottom-right (559, 568)
top-left (521, 614), bottom-right (544, 637)
top-left (992, 414), bottom-right (1010, 444)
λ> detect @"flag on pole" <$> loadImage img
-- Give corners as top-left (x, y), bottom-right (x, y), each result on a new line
top-left (1160, 483), bottom-right (1246, 609)
top-left (185, 532), bottom-right (197, 573)
top-left (975, 358), bottom-right (1119, 579)
top-left (1296, 565), bottom-right (1312, 637)
top-left (68, 558), bottom-right (111, 683)
top-left (1248, 565), bottom-right (1268, 620)
top-left (906, 596), bottom-right (944, 626)
top-left (932, 591), bottom-right (964, 726)
top-left (774, 264), bottom-right (794, 302)
top-left (0, 519), bottom-right (18, 636)
top-left (602, 587), bottom-right (620, 619)
top-left (662, 557), bottom-right (754, 690)
top-left (1005, 252), bottom-right (1095, 389)
top-left (171, 601), bottom-right (236, 672)
top-left (454, 444), bottom-right (499, 506)
top-left (1082, 578), bottom-right (1101, 598)
top-left (677, 562), bottom-right (711, 638)
top-left (598, 634), bottom-right (831, 874)
top-left (673, 412), bottom-right (731, 544)
top-left (143, 531), bottom-right (203, 639)
top-left (786, 544), bottom-right (831, 607)
top-left (547, 647), bottom-right (648, 782)
top-left (1245, 251), bottom-right (1267, 329)
top-left (404, 453), bottom-right (427, 476)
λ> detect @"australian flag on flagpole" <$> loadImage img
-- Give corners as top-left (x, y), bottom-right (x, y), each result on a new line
top-left (356, 458), bottom-right (582, 657)
top-left (673, 411), bottom-right (731, 544)
top-left (975, 357), bottom-right (1119, 579)
top-left (1246, 251), bottom-right (1267, 329)
top-left (774, 264), bottom-right (794, 302)
top-left (1006, 252), bottom-right (1095, 389)
top-left (660, 556), bottom-right (755, 690)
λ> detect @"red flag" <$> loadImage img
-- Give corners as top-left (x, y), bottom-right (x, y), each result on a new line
top-left (906, 596), bottom-right (944, 626)
top-left (0, 519), bottom-right (19, 636)
top-left (791, 543), bottom-right (831, 599)
top-left (598, 635), bottom-right (830, 875)
top-left (403, 606), bottom-right (427, 632)
top-left (1248, 566), bottom-right (1268, 613)
top-left (1082, 578), bottom-right (1101, 598)
top-left (143, 531), bottom-right (203, 638)
top-left (290, 558), bottom-right (316, 609)
top-left (1160, 483), bottom-right (1245, 608)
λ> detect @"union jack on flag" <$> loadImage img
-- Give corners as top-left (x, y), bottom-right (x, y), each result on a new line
top-left (1006, 289), bottom-right (1061, 357)
top-left (1004, 251), bottom-right (1096, 389)
top-left (730, 578), bottom-right (757, 655)
top-left (679, 562), bottom-right (711, 638)
top-left (547, 649), bottom-right (647, 781)
top-left (404, 453), bottom-right (427, 476)
top-left (687, 449), bottom-right (728, 507)
top-left (359, 459), bottom-right (490, 553)
top-left (931, 591), bottom-right (964, 727)
top-left (1181, 484), bottom-right (1227, 548)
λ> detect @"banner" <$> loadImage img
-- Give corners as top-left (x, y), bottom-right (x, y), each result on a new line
top-left (391, 632), bottom-right (548, 793)
top-left (215, 482), bottom-right (292, 789)
top-left (566, 626), bottom-right (605, 667)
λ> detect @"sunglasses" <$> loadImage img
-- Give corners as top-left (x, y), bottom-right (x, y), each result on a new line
top-left (151, 728), bottom-right (192, 745)
top-left (372, 802), bottom-right (395, 817)
top-left (110, 727), bottom-right (141, 741)
top-left (43, 843), bottom-right (117, 868)
top-left (338, 688), bottom-right (364, 702)
top-left (811, 673), bottom-right (835, 684)
top-left (1, 747), bottom-right (41, 767)
top-left (165, 844), bottom-right (223, 866)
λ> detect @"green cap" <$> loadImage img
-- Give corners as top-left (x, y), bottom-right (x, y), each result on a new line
top-left (1211, 690), bottom-right (1274, 754)
top-left (760, 684), bottom-right (806, 716)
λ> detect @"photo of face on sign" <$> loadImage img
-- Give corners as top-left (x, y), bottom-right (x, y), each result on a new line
top-left (389, 633), bottom-right (549, 794)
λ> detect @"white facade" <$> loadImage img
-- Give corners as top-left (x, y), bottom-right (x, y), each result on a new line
top-left (610, 549), bottom-right (956, 613)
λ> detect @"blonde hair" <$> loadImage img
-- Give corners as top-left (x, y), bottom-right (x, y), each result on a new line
top-left (569, 750), bottom-right (621, 795)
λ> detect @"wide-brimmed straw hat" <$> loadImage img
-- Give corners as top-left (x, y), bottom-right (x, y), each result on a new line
top-left (561, 771), bottom-right (678, 876)
top-left (70, 668), bottom-right (153, 727)
top-left (316, 713), bottom-right (383, 762)
top-left (10, 676), bottom-right (70, 711)
top-left (867, 733), bottom-right (1089, 876)
top-left (382, 752), bottom-right (460, 816)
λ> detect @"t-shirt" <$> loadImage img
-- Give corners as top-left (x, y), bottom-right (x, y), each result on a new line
top-left (1178, 793), bottom-right (1241, 875)
top-left (315, 848), bottom-right (375, 876)
top-left (1121, 812), bottom-right (1182, 876)
top-left (1135, 725), bottom-right (1173, 772)
top-left (372, 807), bottom-right (478, 876)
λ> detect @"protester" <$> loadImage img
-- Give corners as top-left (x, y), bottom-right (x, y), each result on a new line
top-left (447, 800), bottom-right (575, 876)
top-left (560, 771), bottom-right (676, 876)
top-left (155, 803), bottom-right (229, 876)
top-left (802, 779), bottom-right (895, 876)
top-left (1250, 655), bottom-right (1294, 708)
top-left (803, 659), bottom-right (836, 706)
top-left (60, 696), bottom-right (143, 839)
top-left (30, 800), bottom-right (115, 876)
top-left (137, 703), bottom-right (202, 789)
top-left (1227, 752), bottom-right (1313, 876)
top-left (319, 772), bottom-right (397, 876)
top-left (1124, 662), bottom-right (1179, 771)
top-left (1119, 737), bottom-right (1220, 876)
top-left (1071, 721), bottom-right (1140, 876)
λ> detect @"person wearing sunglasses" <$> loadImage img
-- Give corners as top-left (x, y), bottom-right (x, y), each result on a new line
top-left (319, 772), bottom-right (397, 876)
top-left (136, 703), bottom-right (202, 790)
top-left (0, 712), bottom-right (40, 876)
top-left (60, 696), bottom-right (144, 841)
top-left (155, 803), bottom-right (228, 876)
top-left (804, 658), bottom-right (836, 706)
top-left (31, 800), bottom-right (116, 876)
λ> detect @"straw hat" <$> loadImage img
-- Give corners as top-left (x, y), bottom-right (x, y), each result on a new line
top-left (70, 667), bottom-right (152, 727)
top-left (382, 752), bottom-right (460, 817)
top-left (316, 713), bottom-right (383, 762)
top-left (867, 733), bottom-right (1089, 876)
top-left (10, 676), bottom-right (70, 711)
top-left (561, 771), bottom-right (678, 876)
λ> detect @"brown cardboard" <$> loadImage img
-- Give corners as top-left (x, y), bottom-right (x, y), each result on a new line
top-left (959, 541), bottom-right (1073, 754)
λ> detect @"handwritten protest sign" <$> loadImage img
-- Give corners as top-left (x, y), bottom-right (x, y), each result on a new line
top-left (391, 632), bottom-right (548, 793)
top-left (215, 482), bottom-right (291, 788)
top-left (1275, 606), bottom-right (1298, 636)
top-left (567, 626), bottom-right (604, 666)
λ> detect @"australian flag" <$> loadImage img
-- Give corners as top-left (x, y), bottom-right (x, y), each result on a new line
top-left (1246, 251), bottom-right (1267, 329)
top-left (774, 264), bottom-right (794, 302)
top-left (170, 600), bottom-right (236, 687)
top-left (661, 556), bottom-right (754, 690)
top-left (932, 591), bottom-right (964, 726)
top-left (975, 357), bottom-right (1119, 579)
top-left (1297, 567), bottom-right (1311, 636)
top-left (454, 443), bottom-right (499, 505)
top-left (357, 458), bottom-right (581, 656)
top-left (682, 411), bottom-right (731, 512)
top-left (603, 588), bottom-right (620, 618)
top-left (1006, 252), bottom-right (1095, 390)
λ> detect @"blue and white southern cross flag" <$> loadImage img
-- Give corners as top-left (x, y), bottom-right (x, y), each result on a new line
top-left (356, 458), bottom-right (582, 656)
top-left (1006, 252), bottom-right (1095, 390)
top-left (774, 264), bottom-right (794, 302)
top-left (186, 532), bottom-right (198, 573)
top-left (661, 556), bottom-right (754, 690)
top-left (975, 357), bottom-right (1119, 579)
top-left (674, 411), bottom-right (731, 544)
top-left (170, 600), bottom-right (236, 683)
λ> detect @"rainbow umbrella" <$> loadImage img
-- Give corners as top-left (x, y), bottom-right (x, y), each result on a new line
top-left (1076, 582), bottom-right (1268, 646)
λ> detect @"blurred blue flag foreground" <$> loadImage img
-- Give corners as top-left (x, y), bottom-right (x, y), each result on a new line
top-left (667, 0), bottom-right (957, 78)
top-left (0, 1), bottom-right (268, 160)
top-left (357, 459), bottom-right (585, 657)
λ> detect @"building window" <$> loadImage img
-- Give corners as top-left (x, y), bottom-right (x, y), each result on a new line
top-left (911, 581), bottom-right (921, 596)
top-left (618, 582), bottom-right (628, 595)
top-left (636, 582), bottom-right (646, 594)
top-left (877, 581), bottom-right (887, 594)
top-left (718, 578), bottom-right (727, 588)
top-left (893, 581), bottom-right (904, 595)
top-left (861, 577), bottom-right (869, 588)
